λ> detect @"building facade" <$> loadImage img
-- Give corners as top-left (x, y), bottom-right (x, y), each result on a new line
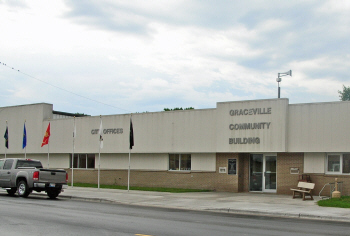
top-left (1, 99), bottom-right (349, 196)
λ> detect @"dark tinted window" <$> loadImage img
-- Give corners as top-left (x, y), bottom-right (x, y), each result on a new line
top-left (3, 159), bottom-right (14, 170)
top-left (16, 160), bottom-right (43, 169)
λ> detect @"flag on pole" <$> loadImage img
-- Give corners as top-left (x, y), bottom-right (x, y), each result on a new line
top-left (4, 125), bottom-right (8, 149)
top-left (41, 123), bottom-right (50, 147)
top-left (22, 123), bottom-right (27, 149)
top-left (73, 120), bottom-right (76, 139)
top-left (129, 118), bottom-right (134, 149)
top-left (99, 118), bottom-right (103, 149)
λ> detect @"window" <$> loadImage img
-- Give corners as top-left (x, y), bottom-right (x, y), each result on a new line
top-left (3, 159), bottom-right (14, 170)
top-left (169, 154), bottom-right (191, 171)
top-left (0, 159), bottom-right (4, 169)
top-left (16, 160), bottom-right (43, 169)
top-left (327, 154), bottom-right (350, 174)
top-left (70, 154), bottom-right (95, 169)
top-left (343, 154), bottom-right (350, 174)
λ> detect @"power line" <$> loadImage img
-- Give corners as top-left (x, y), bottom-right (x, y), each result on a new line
top-left (0, 61), bottom-right (133, 113)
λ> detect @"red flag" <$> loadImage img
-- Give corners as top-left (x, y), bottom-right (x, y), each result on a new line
top-left (41, 123), bottom-right (50, 147)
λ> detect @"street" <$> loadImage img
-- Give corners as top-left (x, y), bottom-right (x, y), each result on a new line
top-left (0, 193), bottom-right (349, 236)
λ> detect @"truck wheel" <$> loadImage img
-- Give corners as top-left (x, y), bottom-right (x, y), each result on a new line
top-left (6, 188), bottom-right (17, 196)
top-left (47, 190), bottom-right (60, 199)
top-left (17, 180), bottom-right (30, 198)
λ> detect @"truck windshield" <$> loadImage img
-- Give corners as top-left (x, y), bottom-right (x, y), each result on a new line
top-left (16, 160), bottom-right (43, 169)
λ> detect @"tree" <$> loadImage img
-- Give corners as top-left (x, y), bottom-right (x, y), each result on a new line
top-left (163, 107), bottom-right (194, 111)
top-left (338, 85), bottom-right (350, 101)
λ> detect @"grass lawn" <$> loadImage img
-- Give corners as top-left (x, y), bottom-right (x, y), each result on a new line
top-left (317, 196), bottom-right (350, 208)
top-left (68, 183), bottom-right (211, 193)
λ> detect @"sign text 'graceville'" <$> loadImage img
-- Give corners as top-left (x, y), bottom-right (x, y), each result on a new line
top-left (229, 107), bottom-right (272, 145)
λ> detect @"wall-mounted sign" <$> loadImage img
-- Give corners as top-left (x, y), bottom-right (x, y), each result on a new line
top-left (228, 159), bottom-right (237, 175)
top-left (229, 107), bottom-right (271, 116)
top-left (219, 167), bottom-right (227, 173)
top-left (229, 137), bottom-right (260, 144)
top-left (290, 167), bottom-right (299, 174)
top-left (91, 128), bottom-right (123, 135)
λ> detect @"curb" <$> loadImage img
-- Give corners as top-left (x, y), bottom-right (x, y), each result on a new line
top-left (206, 208), bottom-right (350, 222)
top-left (54, 194), bottom-right (350, 223)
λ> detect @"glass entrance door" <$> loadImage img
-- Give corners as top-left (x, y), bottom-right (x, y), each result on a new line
top-left (249, 154), bottom-right (277, 192)
top-left (249, 154), bottom-right (263, 191)
top-left (264, 156), bottom-right (277, 192)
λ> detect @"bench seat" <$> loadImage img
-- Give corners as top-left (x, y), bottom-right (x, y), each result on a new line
top-left (291, 182), bottom-right (315, 201)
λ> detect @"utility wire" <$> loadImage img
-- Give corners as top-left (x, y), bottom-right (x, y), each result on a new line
top-left (0, 61), bottom-right (133, 113)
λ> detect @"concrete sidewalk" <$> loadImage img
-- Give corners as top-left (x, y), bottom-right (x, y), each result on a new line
top-left (50, 187), bottom-right (350, 222)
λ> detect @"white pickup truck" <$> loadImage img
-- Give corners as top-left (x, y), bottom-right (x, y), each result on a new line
top-left (0, 158), bottom-right (68, 199)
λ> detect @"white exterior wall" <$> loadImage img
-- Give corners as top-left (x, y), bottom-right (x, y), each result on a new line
top-left (216, 99), bottom-right (288, 152)
top-left (132, 109), bottom-right (217, 153)
top-left (191, 153), bottom-right (216, 171)
top-left (97, 153), bottom-right (216, 171)
top-left (42, 108), bottom-right (218, 154)
top-left (304, 152), bottom-right (325, 173)
top-left (2, 100), bottom-right (350, 171)
top-left (0, 103), bottom-right (52, 155)
top-left (99, 153), bottom-right (168, 170)
top-left (288, 101), bottom-right (350, 152)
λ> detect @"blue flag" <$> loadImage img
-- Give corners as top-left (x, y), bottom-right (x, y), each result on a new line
top-left (4, 126), bottom-right (8, 149)
top-left (22, 123), bottom-right (27, 149)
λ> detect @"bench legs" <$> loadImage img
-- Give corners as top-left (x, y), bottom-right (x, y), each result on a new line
top-left (292, 190), bottom-right (313, 201)
top-left (292, 190), bottom-right (302, 199)
top-left (302, 193), bottom-right (313, 201)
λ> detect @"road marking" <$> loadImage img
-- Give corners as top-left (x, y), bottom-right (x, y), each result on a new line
top-left (135, 234), bottom-right (153, 236)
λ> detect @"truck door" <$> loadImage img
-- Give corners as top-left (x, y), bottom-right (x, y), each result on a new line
top-left (0, 159), bottom-right (14, 187)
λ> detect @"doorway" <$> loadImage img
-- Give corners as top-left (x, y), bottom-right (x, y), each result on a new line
top-left (249, 154), bottom-right (277, 193)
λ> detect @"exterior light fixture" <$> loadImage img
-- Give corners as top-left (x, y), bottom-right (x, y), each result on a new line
top-left (276, 70), bottom-right (292, 98)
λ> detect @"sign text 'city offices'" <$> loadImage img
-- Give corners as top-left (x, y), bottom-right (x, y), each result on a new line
top-left (91, 128), bottom-right (123, 135)
top-left (229, 107), bottom-right (272, 145)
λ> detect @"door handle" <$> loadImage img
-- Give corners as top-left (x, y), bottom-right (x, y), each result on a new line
top-left (7, 172), bottom-right (10, 174)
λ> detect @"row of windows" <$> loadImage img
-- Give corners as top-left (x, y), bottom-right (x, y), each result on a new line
top-left (70, 154), bottom-right (95, 169)
top-left (3, 153), bottom-right (350, 175)
top-left (327, 154), bottom-right (350, 174)
top-left (69, 153), bottom-right (193, 171)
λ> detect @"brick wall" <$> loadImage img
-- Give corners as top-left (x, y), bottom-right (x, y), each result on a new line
top-left (306, 174), bottom-right (350, 197)
top-left (68, 169), bottom-right (219, 190)
top-left (276, 153), bottom-right (304, 194)
top-left (67, 153), bottom-right (247, 192)
top-left (67, 152), bottom-right (349, 196)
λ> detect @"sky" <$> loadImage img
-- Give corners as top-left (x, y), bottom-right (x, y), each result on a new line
top-left (0, 0), bottom-right (349, 116)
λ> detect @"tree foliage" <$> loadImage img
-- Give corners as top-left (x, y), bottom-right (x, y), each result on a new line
top-left (338, 85), bottom-right (350, 101)
top-left (164, 107), bottom-right (194, 111)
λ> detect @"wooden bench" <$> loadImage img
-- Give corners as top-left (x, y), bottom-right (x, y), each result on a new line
top-left (291, 182), bottom-right (315, 200)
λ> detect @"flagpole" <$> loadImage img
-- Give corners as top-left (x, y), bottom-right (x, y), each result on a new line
top-left (48, 142), bottom-right (50, 168)
top-left (41, 122), bottom-right (50, 166)
top-left (72, 116), bottom-right (75, 188)
top-left (98, 115), bottom-right (102, 190)
top-left (98, 143), bottom-right (101, 189)
top-left (128, 115), bottom-right (134, 192)
top-left (24, 120), bottom-right (26, 159)
top-left (128, 149), bottom-right (130, 192)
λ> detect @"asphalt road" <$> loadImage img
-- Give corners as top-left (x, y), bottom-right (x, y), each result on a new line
top-left (0, 194), bottom-right (349, 236)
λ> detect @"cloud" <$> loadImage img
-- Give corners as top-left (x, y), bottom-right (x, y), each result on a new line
top-left (1, 0), bottom-right (349, 115)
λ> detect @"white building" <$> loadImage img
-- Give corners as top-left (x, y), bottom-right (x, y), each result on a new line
top-left (1, 99), bottom-right (349, 195)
